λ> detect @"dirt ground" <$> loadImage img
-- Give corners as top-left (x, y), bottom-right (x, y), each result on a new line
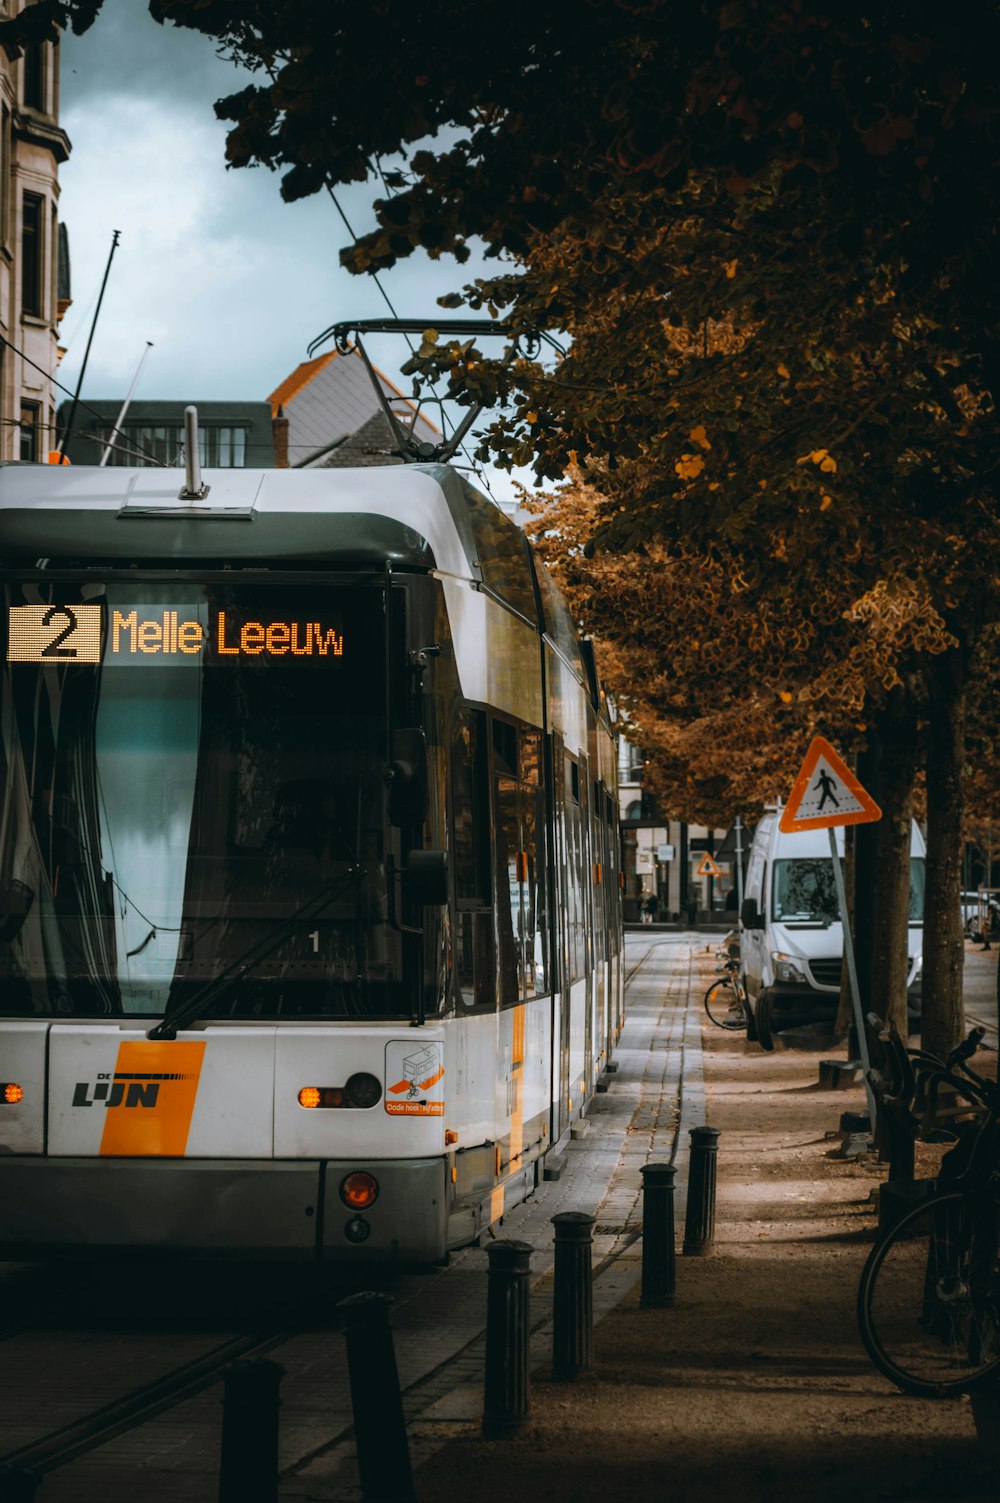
top-left (413, 949), bottom-right (1000, 1503)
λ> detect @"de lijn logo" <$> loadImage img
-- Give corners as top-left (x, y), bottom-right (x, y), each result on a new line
top-left (72, 1069), bottom-right (193, 1109)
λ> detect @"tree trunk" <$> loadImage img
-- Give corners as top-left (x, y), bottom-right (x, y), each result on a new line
top-left (870, 693), bottom-right (918, 1037)
top-left (921, 647), bottom-right (969, 1059)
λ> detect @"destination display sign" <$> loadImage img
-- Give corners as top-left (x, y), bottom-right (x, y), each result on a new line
top-left (6, 603), bottom-right (346, 665)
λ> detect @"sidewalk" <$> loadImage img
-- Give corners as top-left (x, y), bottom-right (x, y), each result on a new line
top-left (411, 945), bottom-right (999, 1503)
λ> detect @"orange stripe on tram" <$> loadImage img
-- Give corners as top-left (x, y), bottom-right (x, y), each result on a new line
top-left (510, 1004), bottom-right (526, 1167)
top-left (99, 1040), bottom-right (206, 1157)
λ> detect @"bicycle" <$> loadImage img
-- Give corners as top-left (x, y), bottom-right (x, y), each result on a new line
top-left (704, 937), bottom-right (751, 1032)
top-left (856, 1025), bottom-right (1000, 1397)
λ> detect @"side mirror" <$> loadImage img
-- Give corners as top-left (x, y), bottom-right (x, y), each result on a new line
top-left (740, 896), bottom-right (765, 931)
top-left (387, 728), bottom-right (427, 827)
top-left (404, 849), bottom-right (448, 906)
top-left (0, 879), bottom-right (34, 943)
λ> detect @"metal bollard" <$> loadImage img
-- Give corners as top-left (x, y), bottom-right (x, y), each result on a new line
top-left (218, 1357), bottom-right (284, 1503)
top-left (338, 1292), bottom-right (416, 1503)
top-left (640, 1162), bottom-right (677, 1307)
top-left (551, 1211), bottom-right (595, 1379)
top-left (683, 1125), bottom-right (720, 1255)
top-left (482, 1239), bottom-right (533, 1436)
top-left (0, 1469), bottom-right (40, 1502)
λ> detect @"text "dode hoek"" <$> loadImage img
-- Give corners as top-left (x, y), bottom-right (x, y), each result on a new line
top-left (111, 610), bottom-right (344, 658)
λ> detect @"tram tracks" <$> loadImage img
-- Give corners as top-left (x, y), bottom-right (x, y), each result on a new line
top-left (0, 1253), bottom-right (457, 1486)
top-left (0, 1324), bottom-right (296, 1479)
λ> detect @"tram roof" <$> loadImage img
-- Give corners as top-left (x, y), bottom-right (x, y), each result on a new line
top-left (0, 460), bottom-right (598, 692)
top-left (0, 460), bottom-right (501, 581)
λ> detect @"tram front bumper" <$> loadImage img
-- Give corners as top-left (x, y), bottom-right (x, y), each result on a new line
top-left (0, 1156), bottom-right (447, 1262)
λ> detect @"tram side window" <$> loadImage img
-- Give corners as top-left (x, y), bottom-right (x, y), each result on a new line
top-left (462, 483), bottom-right (538, 621)
top-left (592, 779), bottom-right (607, 961)
top-left (493, 718), bottom-right (549, 1006)
top-left (605, 790), bottom-right (621, 954)
top-left (564, 753), bottom-right (588, 982)
top-left (522, 727), bottom-right (549, 995)
top-left (452, 708), bottom-right (493, 1011)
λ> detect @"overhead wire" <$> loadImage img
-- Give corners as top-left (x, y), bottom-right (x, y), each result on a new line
top-left (0, 332), bottom-right (169, 467)
top-left (325, 178), bottom-right (501, 503)
top-left (0, 416), bottom-right (170, 468)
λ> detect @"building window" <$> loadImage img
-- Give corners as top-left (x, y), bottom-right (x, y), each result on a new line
top-left (216, 426), bottom-right (246, 466)
top-left (21, 194), bottom-right (43, 317)
top-left (106, 423), bottom-right (251, 467)
top-left (23, 45), bottom-right (46, 112)
top-left (20, 402), bottom-right (39, 462)
top-left (101, 424), bottom-right (179, 467)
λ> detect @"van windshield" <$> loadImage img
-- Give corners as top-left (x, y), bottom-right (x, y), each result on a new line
top-left (773, 858), bottom-right (925, 925)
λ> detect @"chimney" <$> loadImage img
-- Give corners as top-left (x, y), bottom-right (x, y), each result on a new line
top-left (272, 405), bottom-right (289, 468)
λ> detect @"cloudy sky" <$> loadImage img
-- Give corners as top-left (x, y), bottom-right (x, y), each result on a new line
top-left (59, 0), bottom-right (520, 498)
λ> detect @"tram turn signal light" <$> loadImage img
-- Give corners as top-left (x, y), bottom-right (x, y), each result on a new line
top-left (2, 1083), bottom-right (23, 1104)
top-left (298, 1075), bottom-right (382, 1110)
top-left (340, 1171), bottom-right (378, 1210)
top-left (298, 1086), bottom-right (345, 1109)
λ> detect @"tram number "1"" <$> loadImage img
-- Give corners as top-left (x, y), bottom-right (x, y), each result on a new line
top-left (308, 931), bottom-right (320, 953)
top-left (41, 606), bottom-right (78, 657)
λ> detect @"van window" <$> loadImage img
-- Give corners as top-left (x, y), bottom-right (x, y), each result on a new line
top-left (772, 859), bottom-right (838, 923)
top-left (773, 857), bottom-right (925, 924)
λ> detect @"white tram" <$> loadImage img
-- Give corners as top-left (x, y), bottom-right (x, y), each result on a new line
top-left (0, 460), bottom-right (622, 1262)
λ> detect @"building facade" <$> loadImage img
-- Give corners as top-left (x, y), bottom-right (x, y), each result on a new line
top-left (58, 398), bottom-right (281, 469)
top-left (618, 736), bottom-right (740, 923)
top-left (0, 13), bottom-right (70, 461)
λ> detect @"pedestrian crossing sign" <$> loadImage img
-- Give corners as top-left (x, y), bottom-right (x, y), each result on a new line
top-left (695, 853), bottom-right (722, 878)
top-left (779, 736), bottom-right (881, 832)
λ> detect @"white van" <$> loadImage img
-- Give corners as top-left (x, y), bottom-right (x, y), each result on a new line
top-left (739, 814), bottom-right (925, 1049)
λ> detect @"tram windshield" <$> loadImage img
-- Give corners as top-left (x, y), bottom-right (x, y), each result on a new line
top-left (0, 580), bottom-right (397, 1018)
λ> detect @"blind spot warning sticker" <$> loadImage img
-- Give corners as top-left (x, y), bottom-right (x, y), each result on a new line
top-left (385, 1041), bottom-right (445, 1116)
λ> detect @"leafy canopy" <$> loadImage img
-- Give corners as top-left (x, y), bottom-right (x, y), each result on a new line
top-left (12, 0), bottom-right (999, 808)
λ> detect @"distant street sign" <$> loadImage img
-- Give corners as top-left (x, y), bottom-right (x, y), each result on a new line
top-left (695, 853), bottom-right (721, 878)
top-left (716, 820), bottom-right (751, 861)
top-left (779, 736), bottom-right (881, 833)
top-left (656, 843), bottom-right (674, 862)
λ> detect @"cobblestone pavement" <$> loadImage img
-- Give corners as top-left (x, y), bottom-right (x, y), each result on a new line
top-left (5, 933), bottom-right (702, 1501)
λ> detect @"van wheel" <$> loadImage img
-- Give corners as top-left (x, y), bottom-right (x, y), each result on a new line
top-left (756, 996), bottom-right (776, 1052)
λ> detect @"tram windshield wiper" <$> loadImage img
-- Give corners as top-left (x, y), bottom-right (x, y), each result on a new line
top-left (146, 864), bottom-right (364, 1041)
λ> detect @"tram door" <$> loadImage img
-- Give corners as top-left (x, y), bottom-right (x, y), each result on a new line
top-left (577, 758), bottom-right (594, 1096)
top-left (550, 734), bottom-right (571, 1143)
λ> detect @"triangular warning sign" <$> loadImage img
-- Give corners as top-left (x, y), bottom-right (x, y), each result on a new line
top-left (779, 737), bottom-right (881, 832)
top-left (695, 853), bottom-right (721, 878)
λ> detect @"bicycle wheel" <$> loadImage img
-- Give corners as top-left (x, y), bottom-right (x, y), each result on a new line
top-left (857, 1189), bottom-right (1000, 1397)
top-left (704, 979), bottom-right (746, 1030)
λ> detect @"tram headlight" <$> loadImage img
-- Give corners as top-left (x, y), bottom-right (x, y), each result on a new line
top-left (340, 1171), bottom-right (379, 1210)
top-left (298, 1087), bottom-right (321, 1109)
top-left (345, 1072), bottom-right (382, 1109)
top-left (2, 1083), bottom-right (23, 1104)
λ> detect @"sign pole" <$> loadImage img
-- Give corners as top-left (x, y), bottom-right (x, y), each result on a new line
top-left (734, 816), bottom-right (744, 911)
top-left (827, 826), bottom-right (877, 1128)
